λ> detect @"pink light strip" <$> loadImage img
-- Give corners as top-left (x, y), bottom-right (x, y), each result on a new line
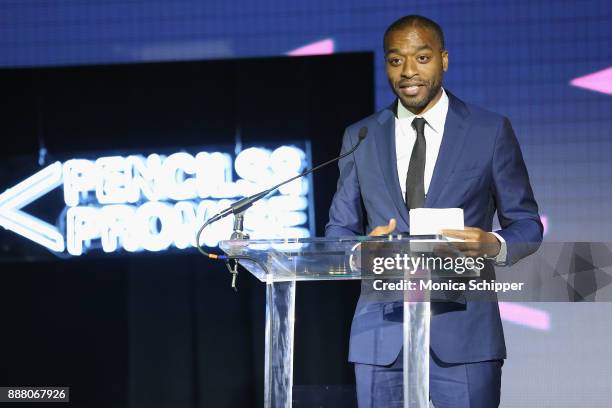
top-left (287, 39), bottom-right (335, 56)
top-left (499, 302), bottom-right (550, 331)
top-left (569, 66), bottom-right (612, 95)
top-left (541, 215), bottom-right (548, 236)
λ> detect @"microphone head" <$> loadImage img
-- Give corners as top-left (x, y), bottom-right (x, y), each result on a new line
top-left (358, 126), bottom-right (368, 141)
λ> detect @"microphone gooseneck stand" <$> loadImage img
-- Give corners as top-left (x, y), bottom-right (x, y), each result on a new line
top-left (196, 127), bottom-right (368, 290)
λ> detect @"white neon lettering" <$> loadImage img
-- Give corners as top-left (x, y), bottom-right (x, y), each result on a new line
top-left (195, 152), bottom-right (235, 198)
top-left (278, 177), bottom-right (307, 196)
top-left (173, 201), bottom-right (197, 249)
top-left (100, 205), bottom-right (139, 252)
top-left (2, 146), bottom-right (312, 255)
top-left (63, 159), bottom-right (97, 207)
top-left (275, 211), bottom-right (308, 227)
top-left (270, 146), bottom-right (305, 177)
top-left (135, 202), bottom-right (178, 252)
top-left (128, 154), bottom-right (165, 202)
top-left (95, 156), bottom-right (135, 204)
top-left (267, 195), bottom-right (308, 211)
top-left (158, 152), bottom-right (197, 201)
top-left (67, 206), bottom-right (101, 256)
top-left (234, 147), bottom-right (271, 183)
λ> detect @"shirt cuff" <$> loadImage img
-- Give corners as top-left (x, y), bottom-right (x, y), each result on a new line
top-left (489, 232), bottom-right (507, 265)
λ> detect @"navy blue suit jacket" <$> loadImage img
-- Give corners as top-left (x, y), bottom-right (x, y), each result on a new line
top-left (325, 91), bottom-right (543, 365)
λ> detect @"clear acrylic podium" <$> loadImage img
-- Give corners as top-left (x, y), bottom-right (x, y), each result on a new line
top-left (220, 235), bottom-right (442, 408)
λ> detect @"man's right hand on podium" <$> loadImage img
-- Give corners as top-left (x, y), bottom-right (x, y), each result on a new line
top-left (369, 218), bottom-right (397, 236)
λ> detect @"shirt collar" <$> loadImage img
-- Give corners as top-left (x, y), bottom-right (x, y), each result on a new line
top-left (396, 87), bottom-right (449, 134)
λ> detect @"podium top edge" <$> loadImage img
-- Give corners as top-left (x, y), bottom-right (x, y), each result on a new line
top-left (219, 234), bottom-right (443, 246)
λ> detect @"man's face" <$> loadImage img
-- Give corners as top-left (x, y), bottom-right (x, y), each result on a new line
top-left (385, 26), bottom-right (448, 114)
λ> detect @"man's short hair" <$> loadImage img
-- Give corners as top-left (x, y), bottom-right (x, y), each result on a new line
top-left (383, 15), bottom-right (445, 51)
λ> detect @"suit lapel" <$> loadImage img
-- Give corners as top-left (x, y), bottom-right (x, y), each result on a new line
top-left (425, 91), bottom-right (471, 207)
top-left (375, 102), bottom-right (410, 226)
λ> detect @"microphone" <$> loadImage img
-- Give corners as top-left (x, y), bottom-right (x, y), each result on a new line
top-left (206, 126), bottom-right (368, 225)
top-left (196, 126), bottom-right (368, 291)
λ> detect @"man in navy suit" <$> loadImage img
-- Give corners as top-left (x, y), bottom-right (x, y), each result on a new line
top-left (325, 15), bottom-right (543, 407)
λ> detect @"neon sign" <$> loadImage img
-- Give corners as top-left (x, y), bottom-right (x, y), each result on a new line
top-left (0, 145), bottom-right (313, 256)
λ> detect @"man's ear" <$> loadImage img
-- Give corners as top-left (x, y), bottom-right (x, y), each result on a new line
top-left (442, 50), bottom-right (449, 72)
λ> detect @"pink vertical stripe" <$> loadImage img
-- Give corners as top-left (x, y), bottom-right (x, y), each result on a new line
top-left (540, 215), bottom-right (548, 236)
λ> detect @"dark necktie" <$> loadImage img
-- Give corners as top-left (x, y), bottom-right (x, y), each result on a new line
top-left (405, 117), bottom-right (426, 209)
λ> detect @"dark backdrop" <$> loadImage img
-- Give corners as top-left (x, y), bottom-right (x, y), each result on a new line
top-left (0, 52), bottom-right (374, 407)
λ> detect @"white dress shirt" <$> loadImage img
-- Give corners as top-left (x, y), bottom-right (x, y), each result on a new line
top-left (394, 88), bottom-right (507, 263)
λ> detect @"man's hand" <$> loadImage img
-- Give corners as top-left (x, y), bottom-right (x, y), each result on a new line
top-left (439, 227), bottom-right (501, 258)
top-left (369, 218), bottom-right (397, 236)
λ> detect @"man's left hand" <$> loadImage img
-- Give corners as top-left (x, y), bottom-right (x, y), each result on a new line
top-left (439, 227), bottom-right (501, 258)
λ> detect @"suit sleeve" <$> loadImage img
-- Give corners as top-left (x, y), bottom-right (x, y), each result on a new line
top-left (492, 117), bottom-right (543, 265)
top-left (325, 128), bottom-right (365, 238)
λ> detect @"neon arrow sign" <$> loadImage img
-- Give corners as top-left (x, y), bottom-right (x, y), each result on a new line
top-left (0, 145), bottom-right (313, 257)
top-left (0, 162), bottom-right (65, 252)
